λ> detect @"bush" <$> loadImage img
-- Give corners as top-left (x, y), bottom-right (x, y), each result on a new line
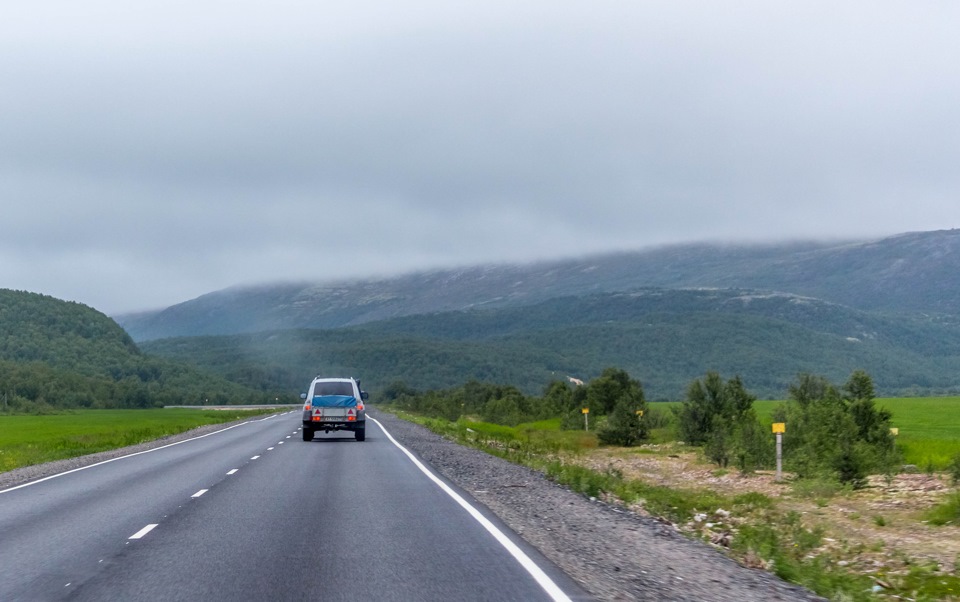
top-left (783, 371), bottom-right (898, 486)
top-left (834, 442), bottom-right (868, 490)
top-left (733, 410), bottom-right (774, 472)
top-left (676, 372), bottom-right (754, 446)
top-left (597, 398), bottom-right (642, 446)
top-left (560, 407), bottom-right (587, 431)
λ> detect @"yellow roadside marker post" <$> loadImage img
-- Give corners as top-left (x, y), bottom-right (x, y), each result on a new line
top-left (582, 407), bottom-right (589, 431)
top-left (772, 423), bottom-right (786, 482)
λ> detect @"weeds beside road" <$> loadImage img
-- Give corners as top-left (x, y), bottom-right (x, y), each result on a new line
top-left (393, 409), bottom-right (960, 601)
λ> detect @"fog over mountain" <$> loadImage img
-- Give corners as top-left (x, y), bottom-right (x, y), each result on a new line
top-left (117, 229), bottom-right (960, 341)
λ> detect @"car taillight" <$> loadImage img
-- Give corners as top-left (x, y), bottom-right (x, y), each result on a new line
top-left (303, 404), bottom-right (311, 411)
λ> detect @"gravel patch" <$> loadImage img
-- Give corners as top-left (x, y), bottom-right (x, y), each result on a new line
top-left (371, 409), bottom-right (825, 602)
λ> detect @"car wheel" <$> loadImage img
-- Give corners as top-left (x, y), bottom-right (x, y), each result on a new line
top-left (355, 427), bottom-right (365, 442)
top-left (302, 428), bottom-right (314, 441)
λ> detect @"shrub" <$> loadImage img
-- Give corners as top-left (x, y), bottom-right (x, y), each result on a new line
top-left (597, 398), bottom-right (642, 446)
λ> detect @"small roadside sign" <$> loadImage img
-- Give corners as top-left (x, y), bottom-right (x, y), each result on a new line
top-left (772, 423), bottom-right (786, 482)
top-left (890, 427), bottom-right (899, 436)
top-left (582, 408), bottom-right (589, 414)
top-left (636, 410), bottom-right (644, 417)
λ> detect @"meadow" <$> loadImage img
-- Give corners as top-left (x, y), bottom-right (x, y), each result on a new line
top-left (0, 408), bottom-right (279, 473)
top-left (750, 397), bottom-right (960, 470)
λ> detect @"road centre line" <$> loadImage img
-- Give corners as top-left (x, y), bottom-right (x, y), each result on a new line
top-left (0, 421), bottom-right (257, 495)
top-left (227, 469), bottom-right (238, 475)
top-left (191, 489), bottom-right (208, 498)
top-left (251, 456), bottom-right (260, 460)
top-left (129, 524), bottom-right (158, 540)
top-left (367, 416), bottom-right (572, 602)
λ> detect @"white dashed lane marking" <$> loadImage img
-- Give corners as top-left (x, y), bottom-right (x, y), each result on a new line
top-left (129, 524), bottom-right (158, 540)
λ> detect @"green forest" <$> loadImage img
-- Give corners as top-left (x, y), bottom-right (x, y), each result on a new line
top-left (142, 290), bottom-right (960, 400)
top-left (8, 283), bottom-right (960, 414)
top-left (0, 290), bottom-right (292, 411)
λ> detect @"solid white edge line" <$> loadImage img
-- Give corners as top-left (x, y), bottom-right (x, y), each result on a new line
top-left (0, 421), bottom-right (256, 495)
top-left (129, 524), bottom-right (158, 539)
top-left (192, 489), bottom-right (208, 498)
top-left (368, 416), bottom-right (572, 602)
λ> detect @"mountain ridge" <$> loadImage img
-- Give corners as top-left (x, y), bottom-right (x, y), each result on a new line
top-left (116, 229), bottom-right (960, 341)
top-left (140, 287), bottom-right (960, 399)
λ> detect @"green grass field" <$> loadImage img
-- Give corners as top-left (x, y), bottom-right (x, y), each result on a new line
top-left (0, 408), bottom-right (280, 473)
top-left (615, 397), bottom-right (960, 469)
top-left (752, 397), bottom-right (960, 469)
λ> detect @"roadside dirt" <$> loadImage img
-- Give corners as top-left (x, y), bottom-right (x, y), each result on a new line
top-left (577, 445), bottom-right (960, 580)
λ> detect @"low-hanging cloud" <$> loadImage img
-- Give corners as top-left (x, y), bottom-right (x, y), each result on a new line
top-left (2, 0), bottom-right (959, 313)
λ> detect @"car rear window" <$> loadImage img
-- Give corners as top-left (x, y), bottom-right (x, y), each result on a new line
top-left (313, 382), bottom-right (354, 396)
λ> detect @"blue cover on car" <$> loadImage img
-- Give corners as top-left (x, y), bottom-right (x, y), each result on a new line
top-left (311, 395), bottom-right (359, 407)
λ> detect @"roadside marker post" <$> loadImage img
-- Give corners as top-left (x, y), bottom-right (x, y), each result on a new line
top-left (582, 407), bottom-right (589, 431)
top-left (772, 423), bottom-right (786, 482)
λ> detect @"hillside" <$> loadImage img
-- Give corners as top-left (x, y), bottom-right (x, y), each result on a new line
top-left (0, 289), bottom-right (140, 375)
top-left (0, 289), bottom-right (284, 410)
top-left (116, 229), bottom-right (960, 341)
top-left (141, 289), bottom-right (960, 400)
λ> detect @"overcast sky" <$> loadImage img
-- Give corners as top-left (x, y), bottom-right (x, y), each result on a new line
top-left (2, 1), bottom-right (959, 315)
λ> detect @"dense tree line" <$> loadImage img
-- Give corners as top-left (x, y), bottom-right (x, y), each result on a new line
top-left (386, 367), bottom-right (653, 447)
top-left (0, 357), bottom-right (288, 412)
top-left (143, 300), bottom-right (960, 400)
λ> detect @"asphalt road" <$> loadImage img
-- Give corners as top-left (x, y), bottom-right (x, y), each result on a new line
top-left (0, 411), bottom-right (585, 601)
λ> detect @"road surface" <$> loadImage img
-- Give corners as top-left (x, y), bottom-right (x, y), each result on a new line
top-left (0, 411), bottom-right (585, 601)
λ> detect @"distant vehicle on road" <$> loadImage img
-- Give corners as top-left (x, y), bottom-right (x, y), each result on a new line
top-left (301, 377), bottom-right (368, 441)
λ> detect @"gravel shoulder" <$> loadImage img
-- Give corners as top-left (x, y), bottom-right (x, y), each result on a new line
top-left (1, 411), bottom-right (822, 600)
top-left (370, 409), bottom-right (823, 601)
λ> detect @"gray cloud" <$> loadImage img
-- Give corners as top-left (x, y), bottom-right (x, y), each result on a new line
top-left (2, 1), bottom-right (959, 313)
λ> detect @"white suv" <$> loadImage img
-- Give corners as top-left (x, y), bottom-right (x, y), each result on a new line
top-left (300, 377), bottom-right (368, 441)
